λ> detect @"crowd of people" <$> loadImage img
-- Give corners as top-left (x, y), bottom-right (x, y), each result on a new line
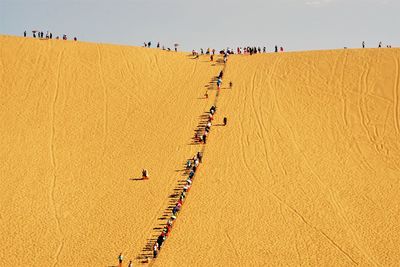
top-left (24, 30), bottom-right (77, 41)
top-left (143, 41), bottom-right (179, 52)
top-left (362, 41), bottom-right (393, 48)
top-left (192, 46), bottom-right (284, 57)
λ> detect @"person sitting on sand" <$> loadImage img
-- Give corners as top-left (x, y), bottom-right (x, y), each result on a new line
top-left (142, 169), bottom-right (149, 179)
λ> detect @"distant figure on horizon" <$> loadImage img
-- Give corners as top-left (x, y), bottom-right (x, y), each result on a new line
top-left (223, 117), bottom-right (227, 126)
top-left (362, 41), bottom-right (365, 48)
top-left (280, 47), bottom-right (284, 52)
top-left (23, 30), bottom-right (26, 37)
top-left (157, 42), bottom-right (160, 48)
top-left (118, 253), bottom-right (123, 267)
top-left (148, 41), bottom-right (151, 47)
top-left (74, 37), bottom-right (77, 41)
top-left (275, 45), bottom-right (278, 53)
top-left (378, 41), bottom-right (382, 48)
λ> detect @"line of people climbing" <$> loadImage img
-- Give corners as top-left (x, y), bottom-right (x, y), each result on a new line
top-left (118, 62), bottom-right (228, 266)
top-left (151, 68), bottom-right (227, 263)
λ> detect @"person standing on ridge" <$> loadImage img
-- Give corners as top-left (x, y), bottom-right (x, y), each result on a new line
top-left (24, 30), bottom-right (26, 37)
top-left (362, 41), bottom-right (365, 48)
top-left (275, 45), bottom-right (278, 53)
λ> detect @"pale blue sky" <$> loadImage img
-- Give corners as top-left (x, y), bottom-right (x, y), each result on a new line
top-left (0, 0), bottom-right (399, 51)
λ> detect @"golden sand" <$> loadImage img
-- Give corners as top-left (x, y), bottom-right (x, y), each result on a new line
top-left (1, 36), bottom-right (399, 266)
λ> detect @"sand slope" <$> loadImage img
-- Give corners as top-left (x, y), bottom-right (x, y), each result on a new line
top-left (158, 49), bottom-right (400, 266)
top-left (1, 35), bottom-right (400, 266)
top-left (0, 35), bottom-right (221, 266)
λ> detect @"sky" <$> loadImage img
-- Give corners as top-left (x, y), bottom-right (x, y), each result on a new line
top-left (0, 0), bottom-right (399, 52)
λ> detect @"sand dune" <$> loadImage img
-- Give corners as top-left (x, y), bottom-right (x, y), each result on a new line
top-left (1, 35), bottom-right (399, 266)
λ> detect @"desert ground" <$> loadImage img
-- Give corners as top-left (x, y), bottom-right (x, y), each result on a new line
top-left (0, 35), bottom-right (399, 266)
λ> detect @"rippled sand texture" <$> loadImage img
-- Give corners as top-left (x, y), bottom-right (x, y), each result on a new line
top-left (1, 36), bottom-right (399, 266)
